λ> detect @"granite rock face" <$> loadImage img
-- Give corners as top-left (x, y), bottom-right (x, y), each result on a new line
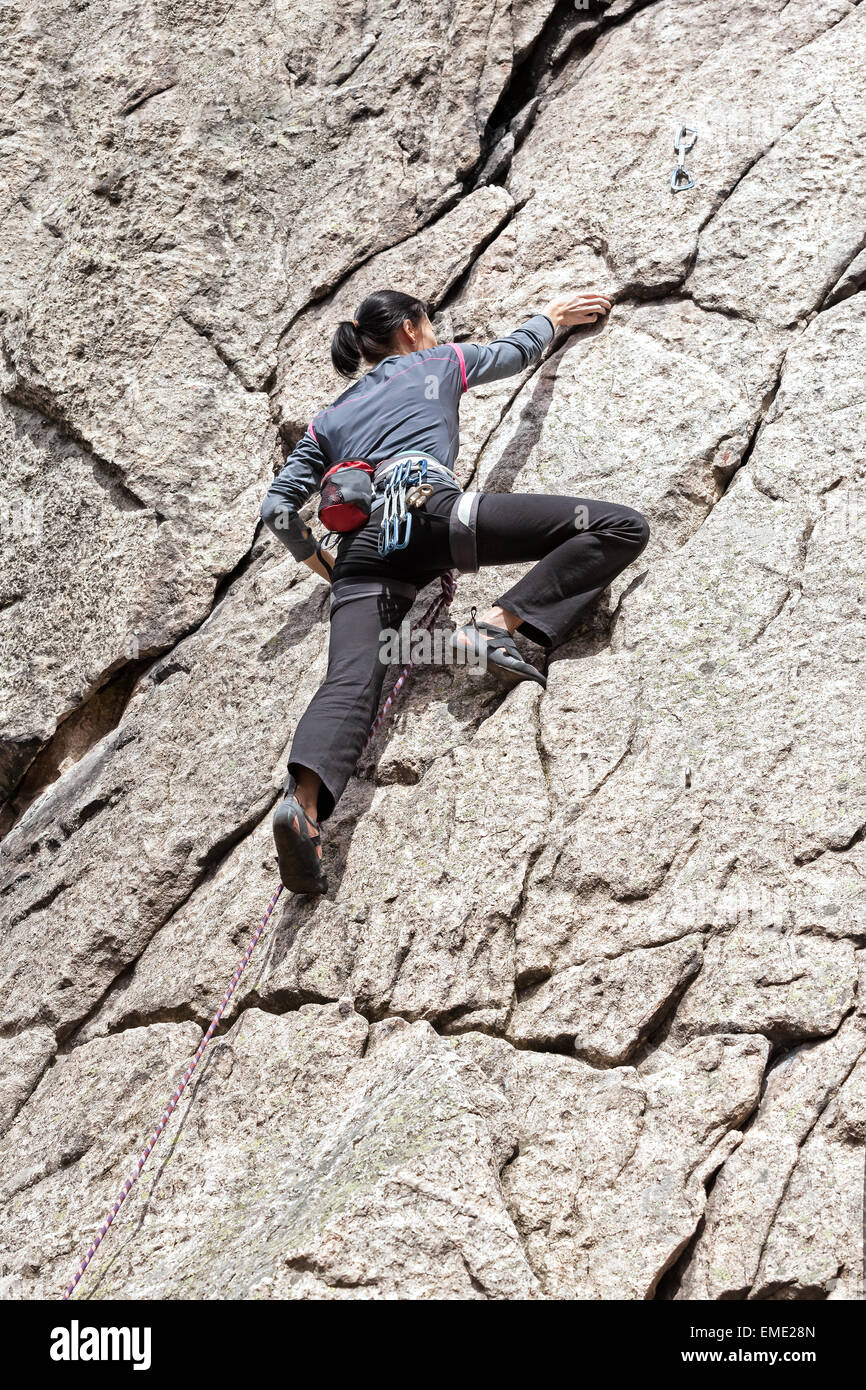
top-left (1, 0), bottom-right (864, 1300)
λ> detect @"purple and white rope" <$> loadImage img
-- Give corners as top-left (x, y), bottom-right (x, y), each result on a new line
top-left (361, 570), bottom-right (457, 755)
top-left (61, 570), bottom-right (456, 1299)
top-left (61, 882), bottom-right (285, 1300)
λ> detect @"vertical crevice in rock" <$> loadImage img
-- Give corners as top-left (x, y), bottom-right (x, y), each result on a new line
top-left (0, 530), bottom-right (268, 841)
top-left (0, 657), bottom-right (151, 838)
top-left (471, 0), bottom-right (664, 191)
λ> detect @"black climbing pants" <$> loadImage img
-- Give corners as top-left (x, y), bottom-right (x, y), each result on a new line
top-left (289, 486), bottom-right (649, 819)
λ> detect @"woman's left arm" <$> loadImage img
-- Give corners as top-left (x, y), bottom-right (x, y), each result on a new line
top-left (460, 291), bottom-right (611, 387)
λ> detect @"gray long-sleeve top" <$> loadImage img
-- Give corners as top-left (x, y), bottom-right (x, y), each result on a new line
top-left (261, 314), bottom-right (555, 558)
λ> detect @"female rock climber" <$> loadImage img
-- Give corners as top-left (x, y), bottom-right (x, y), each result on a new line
top-left (261, 289), bottom-right (649, 894)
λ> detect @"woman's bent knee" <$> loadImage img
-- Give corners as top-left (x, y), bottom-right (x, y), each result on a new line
top-left (591, 503), bottom-right (650, 552)
top-left (628, 509), bottom-right (650, 552)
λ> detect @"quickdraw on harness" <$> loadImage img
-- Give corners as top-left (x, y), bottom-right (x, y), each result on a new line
top-left (377, 457), bottom-right (434, 557)
top-left (60, 566), bottom-right (457, 1301)
top-left (670, 125), bottom-right (697, 192)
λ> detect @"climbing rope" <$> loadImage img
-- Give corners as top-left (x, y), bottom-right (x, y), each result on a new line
top-left (61, 883), bottom-right (285, 1300)
top-left (60, 569), bottom-right (456, 1300)
top-left (361, 568), bottom-right (457, 755)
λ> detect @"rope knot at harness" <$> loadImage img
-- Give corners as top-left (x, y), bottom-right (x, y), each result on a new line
top-left (60, 569), bottom-right (457, 1300)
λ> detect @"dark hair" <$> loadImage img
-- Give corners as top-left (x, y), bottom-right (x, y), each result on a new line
top-left (331, 289), bottom-right (427, 378)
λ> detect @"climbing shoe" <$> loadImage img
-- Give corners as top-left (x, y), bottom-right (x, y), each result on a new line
top-left (272, 787), bottom-right (328, 895)
top-left (451, 615), bottom-right (547, 689)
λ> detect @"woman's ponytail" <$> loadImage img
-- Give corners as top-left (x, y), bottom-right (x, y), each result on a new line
top-left (331, 320), bottom-right (363, 378)
top-left (330, 290), bottom-right (427, 379)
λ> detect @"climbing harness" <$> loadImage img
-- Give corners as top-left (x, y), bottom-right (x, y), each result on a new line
top-left (375, 462), bottom-right (481, 573)
top-left (60, 567), bottom-right (457, 1300)
top-left (670, 125), bottom-right (697, 192)
top-left (449, 489), bottom-right (481, 573)
top-left (314, 451), bottom-right (470, 571)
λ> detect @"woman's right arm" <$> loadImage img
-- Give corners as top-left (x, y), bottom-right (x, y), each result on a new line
top-left (460, 291), bottom-right (611, 387)
top-left (260, 429), bottom-right (335, 580)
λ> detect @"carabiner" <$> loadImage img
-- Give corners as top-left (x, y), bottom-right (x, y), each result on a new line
top-left (670, 126), bottom-right (697, 193)
top-left (377, 488), bottom-right (395, 555)
top-left (392, 510), bottom-right (412, 552)
top-left (377, 508), bottom-right (394, 556)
